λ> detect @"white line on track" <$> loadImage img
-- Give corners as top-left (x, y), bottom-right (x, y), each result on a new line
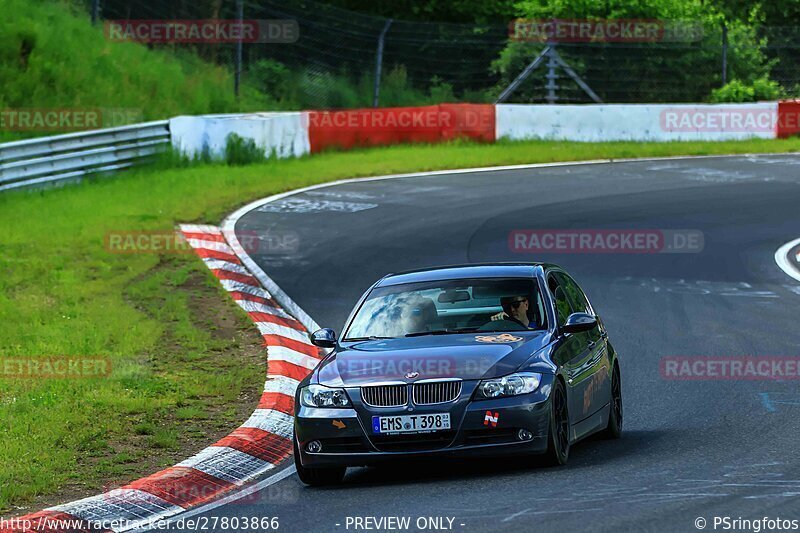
top-left (774, 238), bottom-right (800, 282)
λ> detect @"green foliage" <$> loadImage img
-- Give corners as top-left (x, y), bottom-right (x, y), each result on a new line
top-left (243, 61), bottom-right (479, 109)
top-left (517, 0), bottom-right (683, 18)
top-left (750, 77), bottom-right (784, 100)
top-left (710, 77), bottom-right (783, 102)
top-left (429, 76), bottom-right (456, 102)
top-left (248, 59), bottom-right (293, 103)
top-left (225, 134), bottom-right (267, 166)
top-left (379, 65), bottom-right (426, 106)
top-left (316, 0), bottom-right (518, 23)
top-left (491, 0), bottom-right (776, 103)
top-left (0, 0), bottom-right (270, 142)
top-left (297, 67), bottom-right (365, 109)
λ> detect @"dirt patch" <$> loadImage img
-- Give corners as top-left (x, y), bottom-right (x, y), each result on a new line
top-left (15, 258), bottom-right (267, 515)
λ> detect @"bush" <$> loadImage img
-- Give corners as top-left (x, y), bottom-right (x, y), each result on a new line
top-left (429, 76), bottom-right (456, 102)
top-left (225, 133), bottom-right (266, 165)
top-left (710, 77), bottom-right (783, 102)
top-left (710, 80), bottom-right (754, 102)
top-left (248, 59), bottom-right (292, 102)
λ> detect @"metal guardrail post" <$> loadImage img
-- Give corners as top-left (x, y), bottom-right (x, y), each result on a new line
top-left (373, 19), bottom-right (393, 108)
top-left (91, 0), bottom-right (100, 25)
top-left (722, 21), bottom-right (728, 86)
top-left (235, 0), bottom-right (244, 98)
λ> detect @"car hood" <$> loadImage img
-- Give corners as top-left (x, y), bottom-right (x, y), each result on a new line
top-left (316, 331), bottom-right (553, 387)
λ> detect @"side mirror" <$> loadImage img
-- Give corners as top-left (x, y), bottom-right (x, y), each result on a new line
top-left (562, 312), bottom-right (597, 334)
top-left (310, 328), bottom-right (337, 348)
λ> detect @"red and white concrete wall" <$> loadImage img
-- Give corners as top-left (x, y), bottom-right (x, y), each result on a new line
top-left (4, 225), bottom-right (321, 533)
top-left (170, 100), bottom-right (800, 159)
top-left (170, 113), bottom-right (309, 159)
top-left (497, 102), bottom-right (780, 142)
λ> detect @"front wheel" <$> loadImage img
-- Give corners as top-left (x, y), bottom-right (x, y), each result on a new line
top-left (600, 364), bottom-right (623, 439)
top-left (293, 435), bottom-right (346, 486)
top-left (542, 379), bottom-right (570, 466)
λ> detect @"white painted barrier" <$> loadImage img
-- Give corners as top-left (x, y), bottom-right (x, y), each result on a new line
top-left (169, 112), bottom-right (310, 159)
top-left (496, 103), bottom-right (779, 142)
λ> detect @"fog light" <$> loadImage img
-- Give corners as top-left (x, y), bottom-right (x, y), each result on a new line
top-left (306, 440), bottom-right (322, 453)
top-left (517, 429), bottom-right (533, 441)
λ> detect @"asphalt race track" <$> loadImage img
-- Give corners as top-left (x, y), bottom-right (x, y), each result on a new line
top-left (196, 155), bottom-right (800, 532)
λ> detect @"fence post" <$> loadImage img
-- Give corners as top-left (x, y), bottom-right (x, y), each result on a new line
top-left (495, 46), bottom-right (550, 103)
top-left (235, 0), bottom-right (244, 98)
top-left (721, 21), bottom-right (728, 86)
top-left (545, 45), bottom-right (559, 103)
top-left (91, 0), bottom-right (100, 25)
top-left (373, 19), bottom-right (393, 108)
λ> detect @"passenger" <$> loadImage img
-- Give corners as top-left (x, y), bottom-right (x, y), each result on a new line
top-left (400, 296), bottom-right (437, 335)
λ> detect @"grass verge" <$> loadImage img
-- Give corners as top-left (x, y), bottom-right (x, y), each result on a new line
top-left (0, 0), bottom-right (274, 142)
top-left (1, 136), bottom-right (799, 515)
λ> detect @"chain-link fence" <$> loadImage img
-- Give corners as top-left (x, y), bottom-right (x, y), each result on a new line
top-left (89, 0), bottom-right (800, 107)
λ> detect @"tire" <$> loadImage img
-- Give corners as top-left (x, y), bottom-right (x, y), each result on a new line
top-left (293, 435), bottom-right (346, 486)
top-left (543, 378), bottom-right (570, 466)
top-left (600, 364), bottom-right (623, 439)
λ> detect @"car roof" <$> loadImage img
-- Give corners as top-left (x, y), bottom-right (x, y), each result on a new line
top-left (376, 263), bottom-right (556, 287)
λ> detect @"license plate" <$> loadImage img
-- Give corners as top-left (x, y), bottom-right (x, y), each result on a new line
top-left (372, 413), bottom-right (451, 434)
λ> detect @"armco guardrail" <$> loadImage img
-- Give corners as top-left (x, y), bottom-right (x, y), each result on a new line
top-left (0, 120), bottom-right (170, 192)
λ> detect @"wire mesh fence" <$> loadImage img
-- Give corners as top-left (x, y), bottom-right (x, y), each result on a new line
top-left (90, 0), bottom-right (800, 107)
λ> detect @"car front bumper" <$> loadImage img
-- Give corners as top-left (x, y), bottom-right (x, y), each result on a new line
top-left (294, 380), bottom-right (554, 468)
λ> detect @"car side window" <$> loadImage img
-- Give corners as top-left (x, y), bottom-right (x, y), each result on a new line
top-left (548, 274), bottom-right (572, 328)
top-left (555, 273), bottom-right (593, 315)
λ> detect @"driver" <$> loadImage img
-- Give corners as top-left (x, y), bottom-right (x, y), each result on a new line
top-left (492, 295), bottom-right (532, 329)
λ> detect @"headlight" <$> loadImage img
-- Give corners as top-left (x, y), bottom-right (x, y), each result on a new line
top-left (300, 384), bottom-right (351, 408)
top-left (475, 372), bottom-right (542, 399)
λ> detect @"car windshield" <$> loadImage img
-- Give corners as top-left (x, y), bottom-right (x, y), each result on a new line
top-left (344, 277), bottom-right (546, 340)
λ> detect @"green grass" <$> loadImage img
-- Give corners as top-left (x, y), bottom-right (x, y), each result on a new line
top-left (0, 0), bottom-right (274, 142)
top-left (1, 136), bottom-right (799, 515)
top-left (148, 429), bottom-right (180, 451)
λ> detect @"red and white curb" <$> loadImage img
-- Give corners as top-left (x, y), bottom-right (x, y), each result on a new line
top-left (3, 224), bottom-right (321, 533)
